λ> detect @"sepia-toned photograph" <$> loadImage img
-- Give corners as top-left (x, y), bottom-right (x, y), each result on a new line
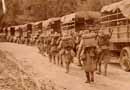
top-left (0, 0), bottom-right (130, 90)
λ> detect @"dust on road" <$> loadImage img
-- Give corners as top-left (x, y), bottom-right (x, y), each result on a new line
top-left (0, 42), bottom-right (130, 90)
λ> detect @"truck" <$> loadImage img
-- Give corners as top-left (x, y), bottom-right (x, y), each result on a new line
top-left (60, 11), bottom-right (100, 36)
top-left (101, 0), bottom-right (130, 71)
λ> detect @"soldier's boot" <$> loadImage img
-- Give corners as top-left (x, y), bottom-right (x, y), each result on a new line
top-left (61, 61), bottom-right (63, 67)
top-left (90, 72), bottom-right (94, 82)
top-left (49, 55), bottom-right (52, 63)
top-left (65, 63), bottom-right (70, 73)
top-left (96, 62), bottom-right (101, 75)
top-left (78, 59), bottom-right (82, 66)
top-left (85, 72), bottom-right (90, 83)
top-left (53, 56), bottom-right (56, 64)
top-left (60, 55), bottom-right (63, 67)
top-left (104, 63), bottom-right (108, 76)
top-left (57, 55), bottom-right (60, 65)
top-left (95, 63), bottom-right (97, 70)
top-left (52, 56), bottom-right (55, 64)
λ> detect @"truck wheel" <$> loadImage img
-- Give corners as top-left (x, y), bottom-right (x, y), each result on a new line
top-left (120, 47), bottom-right (130, 71)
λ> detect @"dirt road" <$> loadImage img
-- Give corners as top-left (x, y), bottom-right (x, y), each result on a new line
top-left (0, 42), bottom-right (130, 90)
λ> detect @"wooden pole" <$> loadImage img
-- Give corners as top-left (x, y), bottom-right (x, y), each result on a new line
top-left (2, 0), bottom-right (6, 14)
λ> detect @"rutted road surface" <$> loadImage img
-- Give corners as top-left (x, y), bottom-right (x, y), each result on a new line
top-left (0, 42), bottom-right (130, 90)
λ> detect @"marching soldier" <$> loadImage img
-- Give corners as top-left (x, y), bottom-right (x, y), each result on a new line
top-left (50, 34), bottom-right (60, 64)
top-left (57, 36), bottom-right (64, 66)
top-left (96, 28), bottom-right (112, 76)
top-left (41, 37), bottom-right (47, 56)
top-left (82, 46), bottom-right (97, 83)
top-left (55, 35), bottom-right (62, 65)
top-left (44, 37), bottom-right (49, 56)
top-left (47, 36), bottom-right (52, 62)
top-left (76, 31), bottom-right (88, 67)
top-left (37, 37), bottom-right (43, 54)
top-left (5, 27), bottom-right (8, 41)
top-left (80, 31), bottom-right (97, 83)
top-left (59, 34), bottom-right (75, 73)
top-left (75, 33), bottom-right (82, 66)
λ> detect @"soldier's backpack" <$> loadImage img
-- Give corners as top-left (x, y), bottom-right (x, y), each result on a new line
top-left (51, 39), bottom-right (57, 46)
top-left (62, 37), bottom-right (74, 48)
top-left (98, 34), bottom-right (111, 46)
top-left (98, 28), bottom-right (112, 46)
top-left (82, 33), bottom-right (97, 48)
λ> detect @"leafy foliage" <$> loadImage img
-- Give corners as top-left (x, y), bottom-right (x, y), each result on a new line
top-left (0, 0), bottom-right (121, 26)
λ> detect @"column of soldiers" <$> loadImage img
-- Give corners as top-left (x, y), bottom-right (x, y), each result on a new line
top-left (1, 22), bottom-right (112, 84)
top-left (37, 29), bottom-right (112, 83)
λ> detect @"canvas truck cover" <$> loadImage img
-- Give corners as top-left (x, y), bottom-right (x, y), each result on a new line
top-left (42, 18), bottom-right (60, 29)
top-left (42, 20), bottom-right (51, 29)
top-left (101, 0), bottom-right (130, 19)
top-left (61, 11), bottom-right (100, 24)
top-left (33, 21), bottom-right (42, 29)
top-left (76, 11), bottom-right (101, 20)
top-left (49, 18), bottom-right (60, 24)
top-left (61, 13), bottom-right (76, 24)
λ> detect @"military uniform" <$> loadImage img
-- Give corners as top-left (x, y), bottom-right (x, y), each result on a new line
top-left (60, 35), bottom-right (75, 73)
top-left (96, 31), bottom-right (111, 76)
top-left (76, 35), bottom-right (83, 66)
top-left (49, 34), bottom-right (60, 64)
top-left (75, 35), bottom-right (82, 66)
top-left (79, 32), bottom-right (97, 83)
top-left (57, 38), bottom-right (64, 66)
top-left (55, 37), bottom-right (62, 65)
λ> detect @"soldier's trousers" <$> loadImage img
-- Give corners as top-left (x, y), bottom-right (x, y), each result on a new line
top-left (85, 72), bottom-right (94, 83)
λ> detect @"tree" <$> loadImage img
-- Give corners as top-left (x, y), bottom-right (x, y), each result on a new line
top-left (0, 0), bottom-right (122, 26)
